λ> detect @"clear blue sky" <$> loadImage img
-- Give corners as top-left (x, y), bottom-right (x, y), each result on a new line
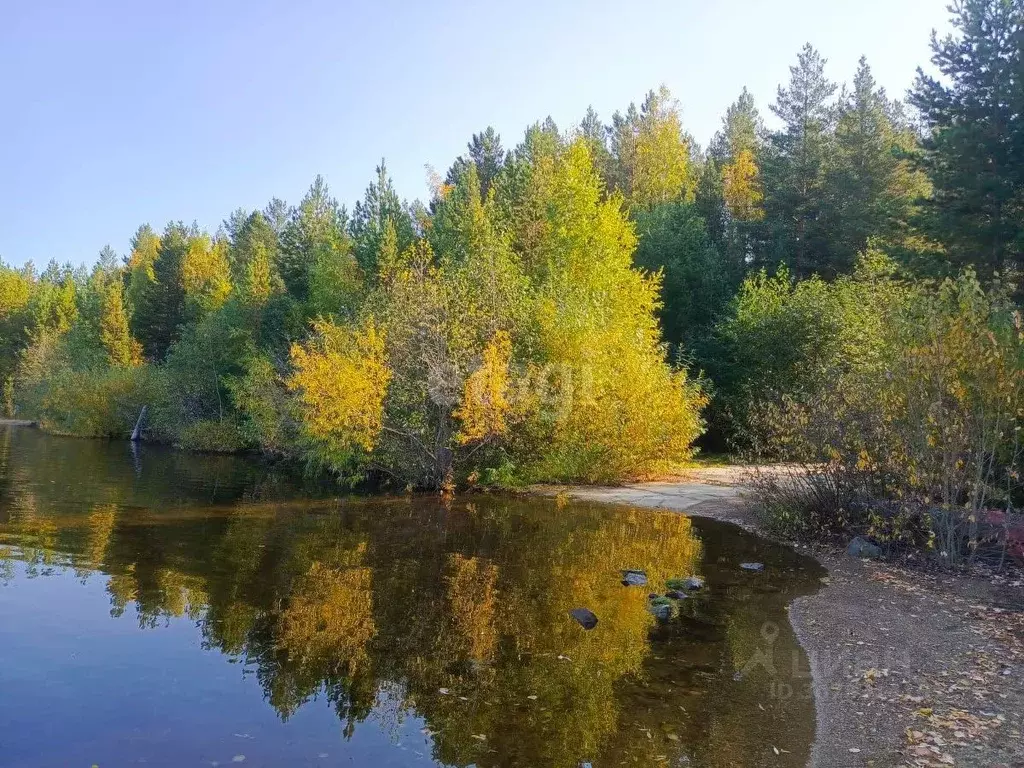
top-left (1, 0), bottom-right (951, 269)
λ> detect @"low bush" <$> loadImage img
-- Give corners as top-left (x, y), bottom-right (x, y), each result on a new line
top-left (747, 267), bottom-right (1024, 567)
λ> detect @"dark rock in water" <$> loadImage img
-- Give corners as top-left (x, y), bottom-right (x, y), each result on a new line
top-left (739, 562), bottom-right (765, 572)
top-left (847, 537), bottom-right (882, 559)
top-left (665, 576), bottom-right (704, 591)
top-left (665, 590), bottom-right (688, 600)
top-left (621, 569), bottom-right (648, 587)
top-left (649, 602), bottom-right (672, 621)
top-left (569, 607), bottom-right (598, 630)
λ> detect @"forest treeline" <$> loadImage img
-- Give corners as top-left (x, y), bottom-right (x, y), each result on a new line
top-left (0, 1), bottom-right (1022, 522)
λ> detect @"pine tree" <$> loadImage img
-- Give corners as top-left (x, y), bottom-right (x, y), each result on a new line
top-left (349, 161), bottom-right (416, 278)
top-left (446, 128), bottom-right (508, 199)
top-left (132, 222), bottom-right (195, 360)
top-left (578, 106), bottom-right (613, 188)
top-left (697, 89), bottom-right (765, 269)
top-left (910, 0), bottom-right (1024, 288)
top-left (226, 211), bottom-right (281, 290)
top-left (826, 57), bottom-right (928, 273)
top-left (762, 44), bottom-right (837, 276)
top-left (279, 175), bottom-right (354, 301)
top-left (710, 87), bottom-right (761, 162)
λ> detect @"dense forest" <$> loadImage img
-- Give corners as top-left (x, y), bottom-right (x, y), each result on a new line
top-left (0, 1), bottom-right (1022, 530)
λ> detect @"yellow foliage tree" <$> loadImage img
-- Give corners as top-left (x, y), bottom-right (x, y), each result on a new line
top-left (632, 87), bottom-right (693, 207)
top-left (721, 148), bottom-right (764, 221)
top-left (454, 330), bottom-right (513, 444)
top-left (287, 319), bottom-right (391, 454)
top-left (125, 225), bottom-right (160, 315)
top-left (277, 558), bottom-right (375, 675)
top-left (99, 281), bottom-right (143, 367)
top-left (182, 235), bottom-right (232, 313)
top-left (519, 139), bottom-right (707, 481)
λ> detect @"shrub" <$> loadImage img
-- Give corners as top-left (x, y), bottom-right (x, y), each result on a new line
top-left (748, 267), bottom-right (1024, 567)
top-left (175, 419), bottom-right (247, 453)
top-left (709, 250), bottom-right (905, 446)
top-left (34, 365), bottom-right (154, 438)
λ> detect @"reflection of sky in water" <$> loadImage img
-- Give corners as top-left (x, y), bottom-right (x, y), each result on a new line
top-left (0, 426), bottom-right (824, 768)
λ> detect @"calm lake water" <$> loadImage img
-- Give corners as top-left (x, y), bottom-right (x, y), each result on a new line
top-left (0, 426), bottom-right (824, 768)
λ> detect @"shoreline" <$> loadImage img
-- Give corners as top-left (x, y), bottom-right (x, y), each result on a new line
top-left (540, 480), bottom-right (1024, 768)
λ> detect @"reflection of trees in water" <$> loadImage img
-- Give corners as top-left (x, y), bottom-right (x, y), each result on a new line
top-left (0, 429), bottom-right (822, 768)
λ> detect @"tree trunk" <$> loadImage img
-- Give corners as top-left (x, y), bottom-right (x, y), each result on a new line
top-left (131, 406), bottom-right (148, 442)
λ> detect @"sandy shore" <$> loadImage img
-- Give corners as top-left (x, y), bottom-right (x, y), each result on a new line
top-left (538, 476), bottom-right (1024, 768)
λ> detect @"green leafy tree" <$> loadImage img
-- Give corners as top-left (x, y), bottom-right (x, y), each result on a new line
top-left (0, 261), bottom-right (34, 386)
top-left (633, 202), bottom-right (739, 349)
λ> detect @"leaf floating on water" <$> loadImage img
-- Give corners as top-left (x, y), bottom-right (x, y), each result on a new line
top-left (527, 695), bottom-right (538, 700)
top-left (438, 688), bottom-right (450, 695)
top-left (772, 746), bottom-right (780, 755)
top-left (471, 733), bottom-right (487, 741)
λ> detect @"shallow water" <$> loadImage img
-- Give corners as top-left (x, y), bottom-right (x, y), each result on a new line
top-left (0, 426), bottom-right (824, 768)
